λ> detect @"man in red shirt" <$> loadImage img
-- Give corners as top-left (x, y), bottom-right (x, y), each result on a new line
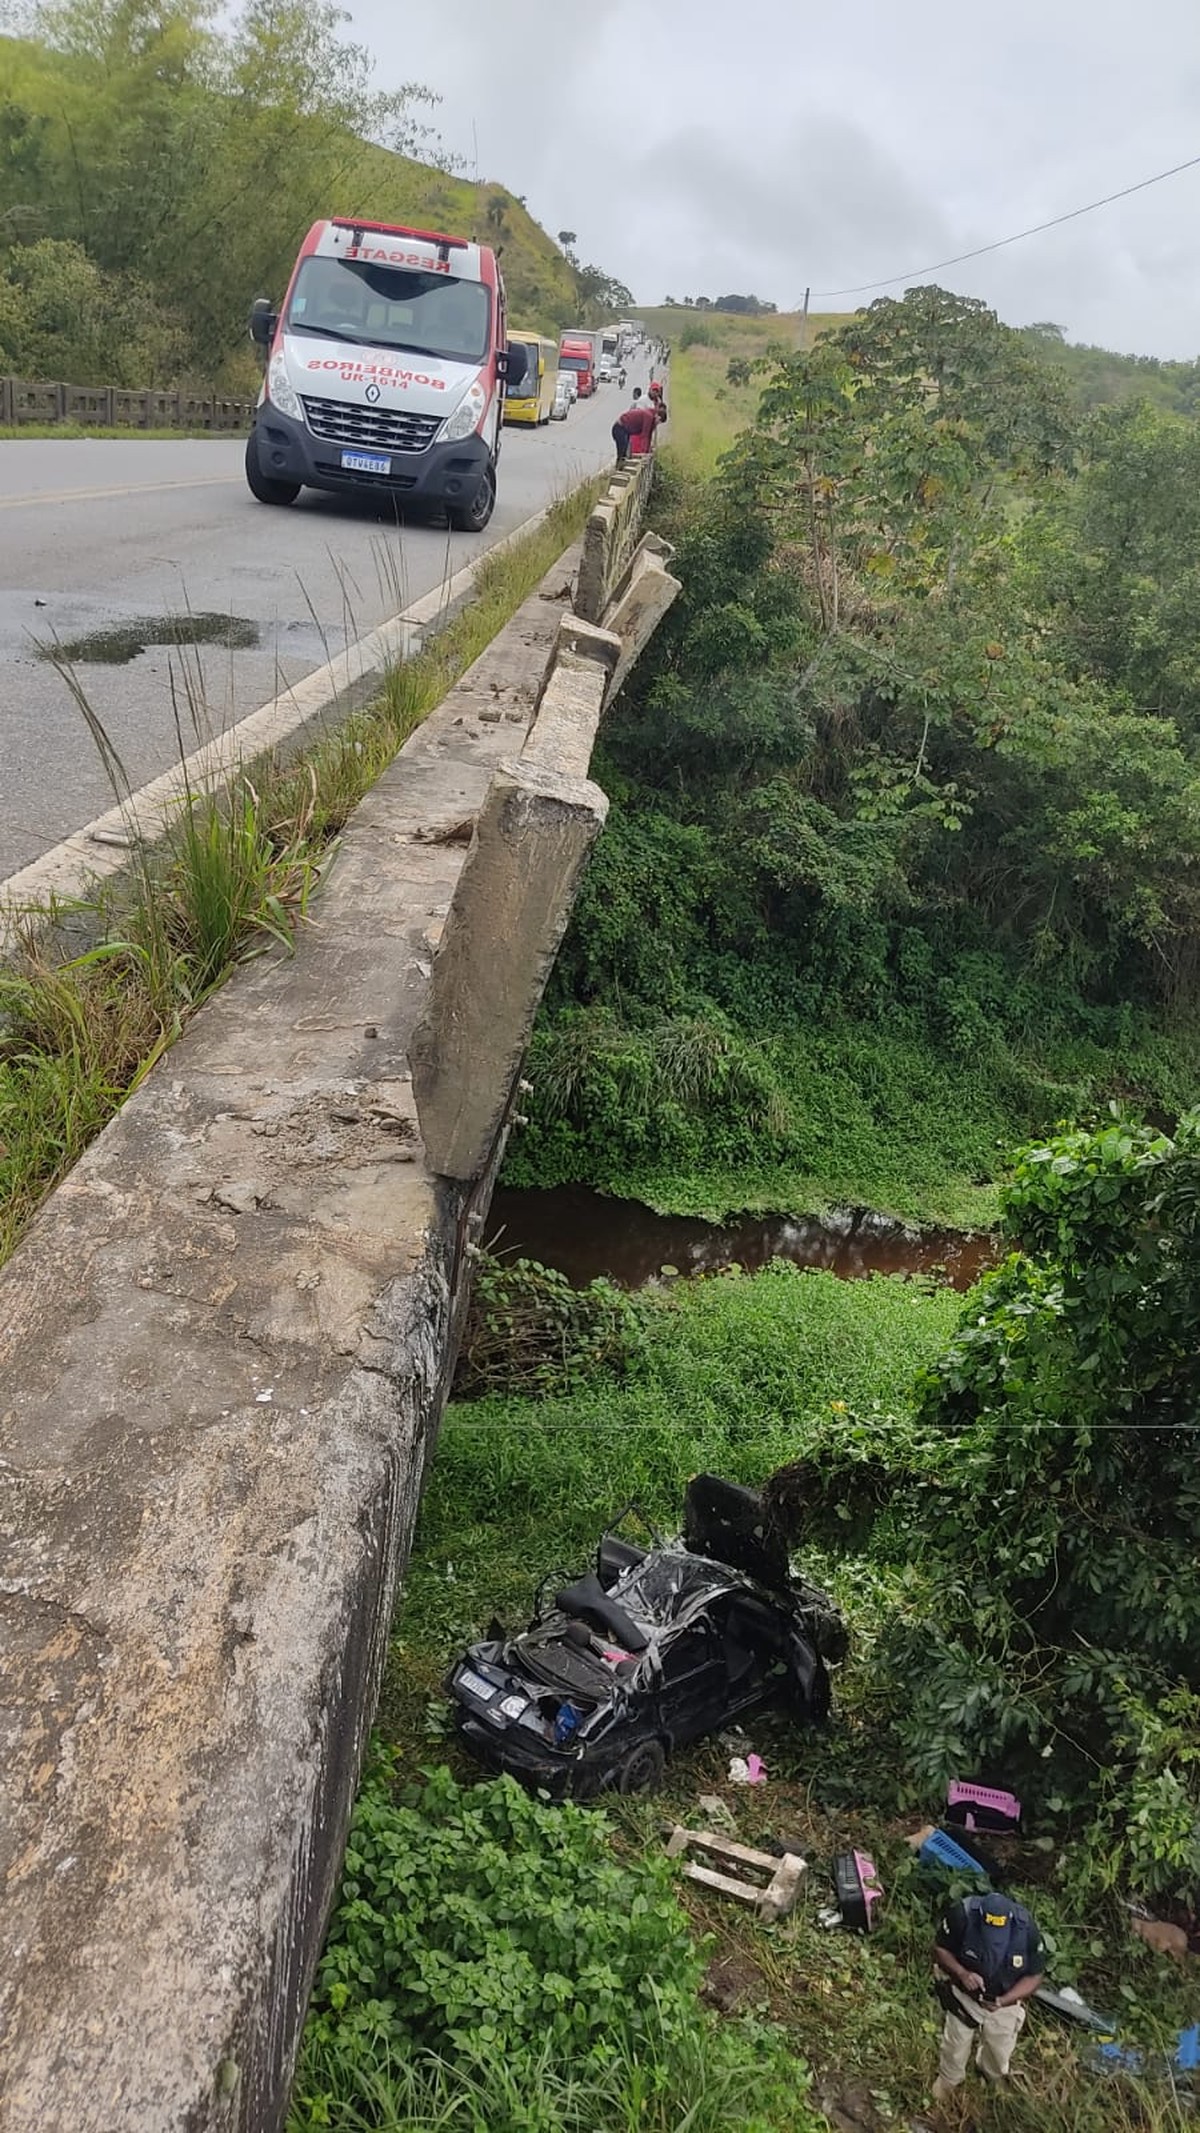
top-left (612, 388), bottom-right (658, 463)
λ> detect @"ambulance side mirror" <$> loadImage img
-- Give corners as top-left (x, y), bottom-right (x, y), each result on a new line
top-left (249, 298), bottom-right (277, 351)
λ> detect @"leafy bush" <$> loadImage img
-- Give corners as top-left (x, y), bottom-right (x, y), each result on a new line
top-left (291, 1758), bottom-right (821, 2133)
top-left (455, 1254), bottom-right (641, 1398)
top-left (853, 1114), bottom-right (1200, 1900)
top-left (0, 239), bottom-right (188, 386)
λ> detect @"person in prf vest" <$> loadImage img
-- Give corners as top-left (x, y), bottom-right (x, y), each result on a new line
top-left (932, 1890), bottom-right (1045, 2102)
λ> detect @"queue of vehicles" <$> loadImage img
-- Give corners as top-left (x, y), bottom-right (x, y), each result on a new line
top-left (243, 215), bottom-right (645, 522)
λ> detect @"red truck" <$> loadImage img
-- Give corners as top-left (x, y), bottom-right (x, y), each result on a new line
top-left (558, 329), bottom-right (600, 398)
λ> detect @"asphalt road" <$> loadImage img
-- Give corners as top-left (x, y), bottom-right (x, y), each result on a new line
top-left (0, 374), bottom-right (640, 882)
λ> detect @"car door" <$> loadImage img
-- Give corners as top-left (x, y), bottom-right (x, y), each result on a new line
top-left (655, 1615), bottom-right (730, 1746)
top-left (719, 1592), bottom-right (781, 1717)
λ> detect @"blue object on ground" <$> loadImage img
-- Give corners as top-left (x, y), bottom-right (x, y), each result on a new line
top-left (917, 1828), bottom-right (990, 1877)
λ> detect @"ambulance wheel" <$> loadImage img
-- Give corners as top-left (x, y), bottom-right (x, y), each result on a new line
top-left (447, 467), bottom-right (496, 533)
top-left (245, 433), bottom-right (300, 506)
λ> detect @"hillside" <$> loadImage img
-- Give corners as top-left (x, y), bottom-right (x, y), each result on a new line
top-left (0, 14), bottom-right (587, 391)
top-left (1020, 321), bottom-right (1200, 414)
top-left (637, 306), bottom-right (849, 472)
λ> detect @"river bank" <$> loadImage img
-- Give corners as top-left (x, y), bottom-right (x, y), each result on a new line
top-left (488, 1183), bottom-right (998, 1291)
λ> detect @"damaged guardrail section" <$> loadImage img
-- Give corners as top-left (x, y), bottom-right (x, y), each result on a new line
top-left (0, 467), bottom-right (678, 2133)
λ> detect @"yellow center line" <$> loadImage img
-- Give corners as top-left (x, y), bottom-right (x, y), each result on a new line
top-left (0, 474), bottom-right (243, 512)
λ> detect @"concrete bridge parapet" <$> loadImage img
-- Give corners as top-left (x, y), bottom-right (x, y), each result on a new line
top-left (0, 472), bottom-right (679, 2133)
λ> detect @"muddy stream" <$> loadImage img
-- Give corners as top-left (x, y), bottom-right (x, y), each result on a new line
top-left (487, 1186), bottom-right (997, 1292)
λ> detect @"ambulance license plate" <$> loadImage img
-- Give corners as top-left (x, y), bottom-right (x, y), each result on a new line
top-left (341, 449), bottom-right (390, 476)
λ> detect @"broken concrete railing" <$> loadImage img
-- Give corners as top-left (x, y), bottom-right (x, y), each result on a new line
top-left (407, 755), bottom-right (609, 1180)
top-left (410, 473), bottom-right (681, 1182)
top-left (0, 483), bottom-right (678, 2133)
top-left (574, 454), bottom-right (657, 624)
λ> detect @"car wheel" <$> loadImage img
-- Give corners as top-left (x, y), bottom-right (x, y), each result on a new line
top-left (614, 1737), bottom-right (666, 1795)
top-left (447, 467), bottom-right (496, 533)
top-left (245, 432), bottom-right (300, 506)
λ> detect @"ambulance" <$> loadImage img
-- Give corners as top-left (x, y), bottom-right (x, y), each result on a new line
top-left (245, 217), bottom-right (528, 530)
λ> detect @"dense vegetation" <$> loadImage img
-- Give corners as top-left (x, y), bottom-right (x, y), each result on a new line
top-left (252, 280), bottom-right (1200, 2129)
top-left (0, 0), bottom-right (619, 389)
top-left (1021, 320), bottom-right (1200, 417)
top-left (295, 1123), bottom-right (1200, 2126)
top-left (507, 287), bottom-right (1200, 1223)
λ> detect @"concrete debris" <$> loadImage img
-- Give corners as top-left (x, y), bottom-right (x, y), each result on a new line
top-left (664, 1824), bottom-right (805, 1923)
top-left (211, 1179), bottom-right (267, 1215)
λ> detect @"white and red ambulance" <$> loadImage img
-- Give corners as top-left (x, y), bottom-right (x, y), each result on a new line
top-left (245, 217), bottom-right (525, 530)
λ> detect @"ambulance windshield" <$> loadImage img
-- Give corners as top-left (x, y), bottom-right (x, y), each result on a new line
top-left (287, 259), bottom-right (490, 364)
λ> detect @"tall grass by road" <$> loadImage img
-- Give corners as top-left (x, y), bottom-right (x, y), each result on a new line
top-left (0, 483), bottom-right (597, 1268)
top-left (638, 307), bottom-right (847, 476)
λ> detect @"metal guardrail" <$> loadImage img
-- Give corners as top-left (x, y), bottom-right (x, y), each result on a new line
top-left (0, 377), bottom-right (256, 430)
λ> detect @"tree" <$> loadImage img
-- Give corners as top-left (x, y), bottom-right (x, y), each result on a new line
top-left (832, 286), bottom-right (1076, 479)
top-left (573, 262), bottom-right (634, 318)
top-left (557, 229), bottom-right (577, 249)
top-left (892, 1114), bottom-right (1200, 1895)
top-left (1032, 401), bottom-right (1200, 744)
top-left (485, 192), bottom-right (507, 232)
top-left (12, 0), bottom-right (443, 373)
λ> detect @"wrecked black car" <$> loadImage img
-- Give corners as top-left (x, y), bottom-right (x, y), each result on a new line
top-left (447, 1475), bottom-right (846, 1799)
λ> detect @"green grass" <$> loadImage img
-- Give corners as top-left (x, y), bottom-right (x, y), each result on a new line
top-left (510, 1005), bottom-right (1199, 1231)
top-left (336, 1262), bottom-right (1193, 2133)
top-left (350, 1265), bottom-right (1195, 2133)
top-left (636, 308), bottom-right (849, 476)
top-left (0, 481), bottom-right (599, 1268)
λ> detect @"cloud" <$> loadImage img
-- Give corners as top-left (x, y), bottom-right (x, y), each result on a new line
top-left (629, 117), bottom-right (955, 304)
top-left (346, 0), bottom-right (1200, 355)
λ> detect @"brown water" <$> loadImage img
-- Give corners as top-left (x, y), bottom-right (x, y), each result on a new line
top-left (487, 1186), bottom-right (998, 1292)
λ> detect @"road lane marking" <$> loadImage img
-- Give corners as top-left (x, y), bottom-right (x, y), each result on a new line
top-left (0, 475), bottom-right (242, 511)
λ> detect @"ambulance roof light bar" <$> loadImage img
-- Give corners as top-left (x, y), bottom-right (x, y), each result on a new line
top-left (332, 217), bottom-right (470, 264)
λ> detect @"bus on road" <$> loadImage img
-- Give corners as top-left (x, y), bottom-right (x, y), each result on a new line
top-left (503, 332), bottom-right (558, 426)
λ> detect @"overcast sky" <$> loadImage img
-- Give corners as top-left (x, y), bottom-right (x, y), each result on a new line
top-left (348, 0), bottom-right (1200, 357)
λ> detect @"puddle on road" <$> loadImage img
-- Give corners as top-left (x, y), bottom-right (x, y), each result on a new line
top-left (487, 1185), bottom-right (998, 1292)
top-left (39, 613), bottom-right (260, 665)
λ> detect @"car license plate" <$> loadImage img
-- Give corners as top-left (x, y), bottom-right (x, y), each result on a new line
top-left (458, 1667), bottom-right (495, 1702)
top-left (341, 449), bottom-right (390, 476)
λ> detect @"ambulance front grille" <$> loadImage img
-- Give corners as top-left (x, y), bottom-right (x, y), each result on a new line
top-left (302, 397), bottom-right (441, 454)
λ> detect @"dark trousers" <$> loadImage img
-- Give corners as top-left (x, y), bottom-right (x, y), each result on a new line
top-left (612, 421), bottom-right (631, 464)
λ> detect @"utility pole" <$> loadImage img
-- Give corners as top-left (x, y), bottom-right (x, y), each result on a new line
top-left (802, 285), bottom-right (811, 348)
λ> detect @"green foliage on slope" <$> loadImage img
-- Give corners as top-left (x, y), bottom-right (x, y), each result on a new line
top-left (291, 1755), bottom-right (823, 2133)
top-left (1020, 319), bottom-right (1200, 416)
top-left (510, 288), bottom-right (1200, 1222)
top-left (0, 2), bottom-right (587, 389)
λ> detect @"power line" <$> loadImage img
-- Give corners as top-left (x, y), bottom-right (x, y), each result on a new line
top-left (807, 148), bottom-right (1200, 301)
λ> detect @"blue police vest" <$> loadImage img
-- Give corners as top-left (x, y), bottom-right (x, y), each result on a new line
top-left (954, 1894), bottom-right (1039, 1999)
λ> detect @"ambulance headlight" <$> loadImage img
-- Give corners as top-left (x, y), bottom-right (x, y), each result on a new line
top-left (443, 380), bottom-right (487, 442)
top-left (267, 351), bottom-right (303, 423)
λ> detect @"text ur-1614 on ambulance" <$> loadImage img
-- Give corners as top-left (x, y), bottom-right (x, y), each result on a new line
top-left (245, 218), bottom-right (530, 531)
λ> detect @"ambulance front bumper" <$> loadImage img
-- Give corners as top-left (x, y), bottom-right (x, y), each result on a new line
top-left (251, 407), bottom-right (491, 505)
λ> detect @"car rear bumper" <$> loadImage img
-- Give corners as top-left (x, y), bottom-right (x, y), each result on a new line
top-left (455, 1715), bottom-right (584, 1798)
top-left (250, 408), bottom-right (492, 503)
